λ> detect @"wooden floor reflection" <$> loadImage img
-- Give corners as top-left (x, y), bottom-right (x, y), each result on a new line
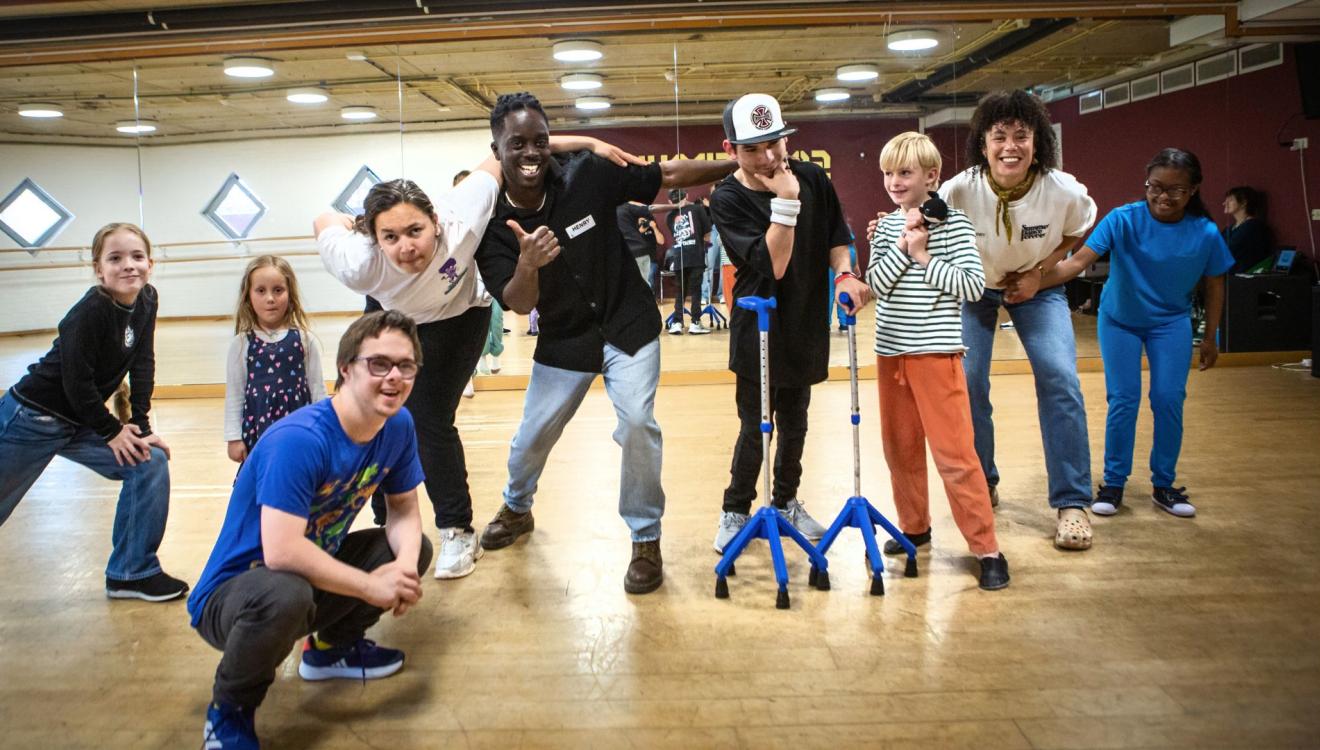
top-left (1, 365), bottom-right (1318, 748)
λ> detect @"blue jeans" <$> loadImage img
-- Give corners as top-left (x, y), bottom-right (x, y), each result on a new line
top-left (962, 286), bottom-right (1092, 509)
top-left (701, 240), bottom-right (722, 303)
top-left (501, 339), bottom-right (664, 541)
top-left (0, 391), bottom-right (170, 580)
top-left (1097, 312), bottom-right (1192, 489)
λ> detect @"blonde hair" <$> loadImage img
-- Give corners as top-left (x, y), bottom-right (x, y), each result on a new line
top-left (234, 255), bottom-right (312, 334)
top-left (879, 131), bottom-right (943, 189)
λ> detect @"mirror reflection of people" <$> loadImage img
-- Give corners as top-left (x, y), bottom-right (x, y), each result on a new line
top-left (474, 92), bottom-right (737, 595)
top-left (938, 89), bottom-right (1099, 551)
top-left (1047, 148), bottom-right (1233, 519)
top-left (1221, 185), bottom-right (1272, 273)
top-left (665, 188), bottom-right (713, 334)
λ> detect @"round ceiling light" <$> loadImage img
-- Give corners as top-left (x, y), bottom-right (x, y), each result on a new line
top-left (575, 96), bottom-right (611, 111)
top-left (340, 106), bottom-right (378, 120)
top-left (814, 88), bottom-right (851, 103)
top-left (224, 57), bottom-right (276, 78)
top-left (560, 73), bottom-right (603, 91)
top-left (286, 87), bottom-right (328, 104)
top-left (116, 120), bottom-right (158, 134)
top-left (887, 30), bottom-right (940, 52)
top-left (553, 40), bottom-right (604, 63)
top-left (18, 102), bottom-right (64, 118)
top-left (836, 63), bottom-right (880, 82)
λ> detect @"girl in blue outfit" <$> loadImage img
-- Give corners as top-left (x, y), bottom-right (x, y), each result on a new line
top-left (0, 222), bottom-right (188, 601)
top-left (1049, 148), bottom-right (1233, 518)
top-left (224, 255), bottom-right (326, 463)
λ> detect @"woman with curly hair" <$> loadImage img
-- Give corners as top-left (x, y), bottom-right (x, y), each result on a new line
top-left (938, 89), bottom-right (1099, 551)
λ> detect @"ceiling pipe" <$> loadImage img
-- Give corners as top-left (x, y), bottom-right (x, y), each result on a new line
top-left (883, 18), bottom-right (1078, 104)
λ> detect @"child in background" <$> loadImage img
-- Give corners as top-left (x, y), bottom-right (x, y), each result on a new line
top-left (225, 255), bottom-right (326, 463)
top-left (0, 222), bottom-right (188, 601)
top-left (866, 132), bottom-right (1008, 591)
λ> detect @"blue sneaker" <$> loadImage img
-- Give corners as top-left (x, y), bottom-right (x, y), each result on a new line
top-left (298, 637), bottom-right (405, 681)
top-left (202, 702), bottom-right (258, 749)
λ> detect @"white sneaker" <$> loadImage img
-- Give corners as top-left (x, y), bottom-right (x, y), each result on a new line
top-left (778, 499), bottom-right (827, 541)
top-left (435, 527), bottom-right (483, 579)
top-left (476, 356), bottom-right (490, 375)
top-left (488, 354), bottom-right (501, 373)
top-left (462, 378), bottom-right (475, 398)
top-left (688, 323), bottom-right (711, 335)
top-left (667, 322), bottom-right (684, 335)
top-left (713, 511), bottom-right (750, 553)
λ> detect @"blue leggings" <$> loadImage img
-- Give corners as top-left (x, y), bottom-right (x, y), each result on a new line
top-left (1097, 311), bottom-right (1192, 488)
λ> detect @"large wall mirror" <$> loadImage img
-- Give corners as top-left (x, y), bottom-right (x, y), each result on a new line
top-left (2, 2), bottom-right (1316, 389)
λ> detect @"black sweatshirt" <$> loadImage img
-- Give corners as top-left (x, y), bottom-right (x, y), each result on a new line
top-left (11, 284), bottom-right (157, 441)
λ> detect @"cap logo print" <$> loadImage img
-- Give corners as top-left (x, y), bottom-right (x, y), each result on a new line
top-left (750, 105), bottom-right (774, 130)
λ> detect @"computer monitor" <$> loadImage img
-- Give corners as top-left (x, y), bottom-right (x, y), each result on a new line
top-left (1275, 248), bottom-right (1296, 273)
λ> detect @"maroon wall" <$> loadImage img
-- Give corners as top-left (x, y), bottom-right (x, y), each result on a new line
top-left (1046, 44), bottom-right (1320, 266)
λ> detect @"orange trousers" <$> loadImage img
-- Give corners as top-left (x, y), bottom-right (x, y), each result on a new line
top-left (878, 353), bottom-right (998, 556)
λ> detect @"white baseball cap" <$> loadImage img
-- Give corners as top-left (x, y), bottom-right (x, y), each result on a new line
top-left (722, 93), bottom-right (797, 145)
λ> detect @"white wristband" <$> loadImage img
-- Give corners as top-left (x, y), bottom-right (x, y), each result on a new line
top-left (770, 197), bottom-right (801, 227)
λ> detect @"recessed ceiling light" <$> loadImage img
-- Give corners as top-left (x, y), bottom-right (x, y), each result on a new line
top-left (575, 97), bottom-right (611, 111)
top-left (836, 64), bottom-right (880, 82)
top-left (286, 87), bottom-right (328, 104)
top-left (224, 57), bottom-right (275, 78)
top-left (553, 40), bottom-right (603, 63)
top-left (887, 30), bottom-right (940, 52)
top-left (18, 103), bottom-right (63, 118)
top-left (560, 73), bottom-right (603, 91)
top-left (814, 88), bottom-right (851, 103)
top-left (116, 120), bottom-right (158, 134)
top-left (340, 106), bottom-right (378, 120)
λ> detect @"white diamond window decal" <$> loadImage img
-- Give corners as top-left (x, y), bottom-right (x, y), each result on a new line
top-left (202, 173), bottom-right (267, 240)
top-left (0, 178), bottom-right (75, 253)
top-left (333, 165), bottom-right (383, 216)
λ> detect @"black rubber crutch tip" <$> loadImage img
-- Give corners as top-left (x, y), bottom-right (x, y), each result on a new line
top-left (870, 576), bottom-right (885, 596)
top-left (775, 588), bottom-right (790, 609)
top-left (904, 558), bottom-right (918, 578)
top-left (815, 569), bottom-right (831, 591)
top-left (715, 576), bottom-right (729, 599)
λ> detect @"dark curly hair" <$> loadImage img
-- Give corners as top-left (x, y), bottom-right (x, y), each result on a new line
top-left (965, 89), bottom-right (1059, 175)
top-left (353, 179), bottom-right (436, 238)
top-left (1147, 148), bottom-right (1209, 218)
top-left (490, 91), bottom-right (548, 137)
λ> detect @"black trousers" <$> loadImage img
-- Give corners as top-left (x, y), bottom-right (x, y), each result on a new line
top-left (196, 529), bottom-right (433, 708)
top-left (673, 266), bottom-right (705, 323)
top-left (722, 375), bottom-right (811, 514)
top-left (371, 305), bottom-right (490, 529)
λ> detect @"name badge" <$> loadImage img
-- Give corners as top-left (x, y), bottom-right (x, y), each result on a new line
top-left (566, 214), bottom-right (596, 239)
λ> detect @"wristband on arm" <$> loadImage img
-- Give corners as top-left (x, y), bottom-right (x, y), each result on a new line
top-left (770, 197), bottom-right (801, 227)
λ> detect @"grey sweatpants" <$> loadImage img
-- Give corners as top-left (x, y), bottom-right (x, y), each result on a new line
top-left (195, 529), bottom-right (433, 708)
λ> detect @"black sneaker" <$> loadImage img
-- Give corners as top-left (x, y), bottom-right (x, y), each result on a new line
top-left (883, 527), bottom-right (930, 555)
top-left (1092, 484), bottom-right (1124, 516)
top-left (1153, 486), bottom-right (1196, 518)
top-left (978, 554), bottom-right (1010, 591)
top-left (106, 571), bottom-right (189, 602)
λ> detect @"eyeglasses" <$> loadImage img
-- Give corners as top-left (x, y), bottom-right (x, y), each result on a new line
top-left (1145, 181), bottom-right (1191, 199)
top-left (351, 355), bottom-right (419, 380)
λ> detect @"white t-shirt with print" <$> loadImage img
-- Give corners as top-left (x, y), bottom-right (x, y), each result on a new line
top-left (939, 167), bottom-right (1097, 290)
top-left (317, 170), bottom-right (498, 323)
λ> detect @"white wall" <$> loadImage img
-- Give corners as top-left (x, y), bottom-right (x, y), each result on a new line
top-left (0, 127), bottom-right (493, 332)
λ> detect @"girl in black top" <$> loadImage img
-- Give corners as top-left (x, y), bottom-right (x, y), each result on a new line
top-left (0, 223), bottom-right (187, 602)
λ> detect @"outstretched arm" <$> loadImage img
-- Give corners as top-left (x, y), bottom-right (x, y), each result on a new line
top-left (658, 158), bottom-right (738, 189)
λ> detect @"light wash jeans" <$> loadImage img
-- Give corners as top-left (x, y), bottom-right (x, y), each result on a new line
top-left (0, 391), bottom-right (170, 579)
top-left (701, 233), bottom-right (723, 303)
top-left (961, 286), bottom-right (1092, 509)
top-left (501, 339), bottom-right (664, 541)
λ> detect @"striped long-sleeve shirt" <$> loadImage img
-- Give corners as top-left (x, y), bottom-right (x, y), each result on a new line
top-left (865, 208), bottom-right (985, 356)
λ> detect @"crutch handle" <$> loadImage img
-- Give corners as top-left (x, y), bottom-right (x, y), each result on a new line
top-left (837, 292), bottom-right (858, 326)
top-left (736, 295), bottom-right (777, 332)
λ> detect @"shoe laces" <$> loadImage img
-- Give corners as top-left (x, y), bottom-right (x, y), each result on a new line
top-left (1159, 486), bottom-right (1189, 503)
top-left (1097, 485), bottom-right (1123, 502)
top-left (720, 512), bottom-right (747, 529)
top-left (201, 703), bottom-right (254, 749)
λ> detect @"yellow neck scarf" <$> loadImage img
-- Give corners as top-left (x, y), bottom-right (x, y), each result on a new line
top-left (985, 169), bottom-right (1037, 243)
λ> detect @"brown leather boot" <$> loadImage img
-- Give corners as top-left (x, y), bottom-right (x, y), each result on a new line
top-left (479, 505), bottom-right (534, 550)
top-left (624, 540), bottom-right (663, 594)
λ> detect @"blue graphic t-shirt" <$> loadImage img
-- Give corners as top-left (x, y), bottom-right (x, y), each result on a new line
top-left (187, 398), bottom-right (424, 625)
top-left (1087, 201), bottom-right (1234, 329)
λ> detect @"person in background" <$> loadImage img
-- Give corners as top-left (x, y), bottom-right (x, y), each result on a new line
top-left (617, 200), bottom-right (663, 290)
top-left (665, 188), bottom-right (713, 335)
top-left (1222, 185), bottom-right (1273, 273)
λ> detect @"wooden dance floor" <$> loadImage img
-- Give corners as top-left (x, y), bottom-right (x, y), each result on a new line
top-left (0, 360), bottom-right (1318, 748)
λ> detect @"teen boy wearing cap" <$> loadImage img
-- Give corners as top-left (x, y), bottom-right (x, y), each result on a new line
top-left (473, 92), bottom-right (736, 595)
top-left (710, 93), bottom-right (872, 553)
